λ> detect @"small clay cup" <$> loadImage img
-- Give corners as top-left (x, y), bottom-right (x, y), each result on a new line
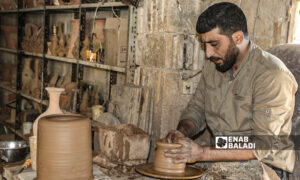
top-left (153, 140), bottom-right (185, 174)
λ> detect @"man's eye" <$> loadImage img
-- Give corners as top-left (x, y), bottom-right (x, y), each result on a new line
top-left (211, 43), bottom-right (217, 47)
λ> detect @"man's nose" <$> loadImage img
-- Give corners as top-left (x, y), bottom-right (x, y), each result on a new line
top-left (205, 46), bottom-right (214, 59)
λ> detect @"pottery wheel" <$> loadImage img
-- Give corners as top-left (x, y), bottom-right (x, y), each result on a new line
top-left (135, 163), bottom-right (203, 179)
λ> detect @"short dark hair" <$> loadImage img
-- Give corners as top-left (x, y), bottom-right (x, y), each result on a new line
top-left (196, 2), bottom-right (248, 39)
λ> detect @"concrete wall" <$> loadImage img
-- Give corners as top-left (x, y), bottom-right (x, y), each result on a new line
top-left (132, 0), bottom-right (294, 141)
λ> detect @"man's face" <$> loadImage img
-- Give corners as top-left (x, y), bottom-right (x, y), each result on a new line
top-left (200, 28), bottom-right (240, 73)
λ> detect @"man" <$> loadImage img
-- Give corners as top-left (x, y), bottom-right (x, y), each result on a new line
top-left (165, 2), bottom-right (298, 179)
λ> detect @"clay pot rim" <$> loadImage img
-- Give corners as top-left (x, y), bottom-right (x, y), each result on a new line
top-left (45, 87), bottom-right (65, 92)
top-left (156, 140), bottom-right (182, 149)
top-left (41, 114), bottom-right (86, 122)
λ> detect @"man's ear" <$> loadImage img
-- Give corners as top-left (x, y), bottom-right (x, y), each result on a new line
top-left (231, 31), bottom-right (244, 45)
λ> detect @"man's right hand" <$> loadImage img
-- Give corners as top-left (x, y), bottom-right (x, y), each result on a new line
top-left (165, 130), bottom-right (185, 143)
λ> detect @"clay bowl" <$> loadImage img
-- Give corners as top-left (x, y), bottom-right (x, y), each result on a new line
top-left (153, 140), bottom-right (185, 174)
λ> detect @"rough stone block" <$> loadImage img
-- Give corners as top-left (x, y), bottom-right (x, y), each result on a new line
top-left (135, 68), bottom-right (164, 105)
top-left (108, 84), bottom-right (153, 133)
top-left (141, 34), bottom-right (166, 68)
top-left (136, 33), bottom-right (203, 70)
top-left (240, 0), bottom-right (259, 39)
top-left (97, 124), bottom-right (151, 165)
top-left (164, 0), bottom-right (201, 34)
top-left (254, 37), bottom-right (272, 50)
top-left (254, 18), bottom-right (273, 38)
top-left (162, 70), bottom-right (201, 105)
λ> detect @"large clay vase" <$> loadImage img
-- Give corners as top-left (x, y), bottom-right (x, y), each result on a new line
top-left (37, 114), bottom-right (93, 180)
top-left (33, 87), bottom-right (64, 136)
top-left (153, 140), bottom-right (186, 174)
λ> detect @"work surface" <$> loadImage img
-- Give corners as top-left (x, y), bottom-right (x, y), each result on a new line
top-left (1, 160), bottom-right (264, 180)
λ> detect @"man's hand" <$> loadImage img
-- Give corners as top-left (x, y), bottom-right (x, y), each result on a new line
top-left (164, 137), bottom-right (204, 163)
top-left (165, 130), bottom-right (185, 143)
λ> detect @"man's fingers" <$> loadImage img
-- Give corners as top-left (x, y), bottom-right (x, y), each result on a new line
top-left (165, 130), bottom-right (185, 143)
top-left (173, 158), bottom-right (187, 164)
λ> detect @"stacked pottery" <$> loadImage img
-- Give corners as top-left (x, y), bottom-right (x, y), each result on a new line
top-left (37, 114), bottom-right (93, 179)
top-left (153, 140), bottom-right (186, 174)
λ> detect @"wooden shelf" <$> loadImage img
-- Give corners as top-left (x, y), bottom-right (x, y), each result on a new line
top-left (0, 82), bottom-right (17, 93)
top-left (20, 93), bottom-right (49, 106)
top-left (0, 2), bottom-right (127, 13)
top-left (0, 47), bottom-right (18, 54)
top-left (45, 54), bottom-right (126, 73)
top-left (81, 2), bottom-right (127, 8)
top-left (22, 51), bottom-right (43, 58)
top-left (19, 7), bottom-right (44, 12)
top-left (78, 60), bottom-right (126, 73)
top-left (46, 4), bottom-right (80, 10)
top-left (0, 10), bottom-right (18, 13)
top-left (45, 54), bottom-right (77, 64)
top-left (0, 121), bottom-right (28, 141)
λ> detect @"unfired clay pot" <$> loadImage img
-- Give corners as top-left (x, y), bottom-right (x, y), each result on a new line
top-left (32, 87), bottom-right (64, 136)
top-left (37, 114), bottom-right (93, 180)
top-left (153, 140), bottom-right (186, 174)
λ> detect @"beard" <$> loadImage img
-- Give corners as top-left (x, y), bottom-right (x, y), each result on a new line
top-left (210, 41), bottom-right (240, 73)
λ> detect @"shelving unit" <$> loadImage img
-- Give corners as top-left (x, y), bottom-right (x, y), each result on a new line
top-left (0, 47), bottom-right (18, 54)
top-left (0, 82), bottom-right (17, 93)
top-left (0, 0), bottom-right (138, 139)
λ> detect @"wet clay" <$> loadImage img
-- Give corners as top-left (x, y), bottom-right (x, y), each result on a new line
top-left (97, 124), bottom-right (150, 165)
top-left (37, 114), bottom-right (93, 180)
top-left (153, 140), bottom-right (186, 174)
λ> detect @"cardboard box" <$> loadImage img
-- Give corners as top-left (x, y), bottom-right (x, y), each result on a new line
top-left (104, 18), bottom-right (128, 67)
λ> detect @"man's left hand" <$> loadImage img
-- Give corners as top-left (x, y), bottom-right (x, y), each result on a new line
top-left (164, 137), bottom-right (204, 163)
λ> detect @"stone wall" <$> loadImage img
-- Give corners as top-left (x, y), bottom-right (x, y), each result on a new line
top-left (132, 0), bottom-right (294, 143)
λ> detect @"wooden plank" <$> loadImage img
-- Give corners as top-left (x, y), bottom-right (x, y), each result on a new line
top-left (0, 47), bottom-right (18, 54)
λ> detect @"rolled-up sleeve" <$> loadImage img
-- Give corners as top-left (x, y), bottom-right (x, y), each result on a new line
top-left (180, 72), bottom-right (207, 135)
top-left (251, 69), bottom-right (298, 172)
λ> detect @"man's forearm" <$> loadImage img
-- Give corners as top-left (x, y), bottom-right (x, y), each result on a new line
top-left (198, 146), bottom-right (256, 161)
top-left (177, 119), bottom-right (197, 138)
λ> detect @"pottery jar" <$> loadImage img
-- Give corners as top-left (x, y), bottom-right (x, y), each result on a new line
top-left (37, 114), bottom-right (93, 180)
top-left (153, 140), bottom-right (186, 174)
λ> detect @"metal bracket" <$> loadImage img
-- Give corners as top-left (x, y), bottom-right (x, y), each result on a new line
top-left (108, 71), bottom-right (117, 100)
top-left (120, 0), bottom-right (144, 7)
top-left (127, 5), bottom-right (138, 83)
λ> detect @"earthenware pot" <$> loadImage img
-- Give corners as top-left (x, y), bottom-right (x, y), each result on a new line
top-left (153, 140), bottom-right (186, 174)
top-left (32, 87), bottom-right (64, 136)
top-left (37, 114), bottom-right (93, 179)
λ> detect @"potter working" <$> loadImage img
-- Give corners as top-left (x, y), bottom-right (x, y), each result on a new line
top-left (164, 2), bottom-right (298, 180)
